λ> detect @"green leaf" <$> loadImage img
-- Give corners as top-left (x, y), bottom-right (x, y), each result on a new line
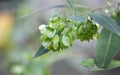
top-left (81, 58), bottom-right (120, 71)
top-left (67, 0), bottom-right (74, 7)
top-left (81, 58), bottom-right (103, 71)
top-left (52, 34), bottom-right (59, 49)
top-left (34, 45), bottom-right (49, 58)
top-left (95, 28), bottom-right (120, 68)
top-left (91, 13), bottom-right (120, 36)
top-left (107, 60), bottom-right (120, 69)
top-left (74, 5), bottom-right (90, 13)
top-left (68, 16), bottom-right (85, 22)
top-left (81, 59), bottom-right (95, 68)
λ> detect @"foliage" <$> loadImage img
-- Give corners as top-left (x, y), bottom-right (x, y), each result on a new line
top-left (32, 0), bottom-right (120, 71)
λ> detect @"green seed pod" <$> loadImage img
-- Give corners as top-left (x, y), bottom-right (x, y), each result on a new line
top-left (86, 20), bottom-right (93, 28)
top-left (44, 27), bottom-right (56, 38)
top-left (76, 24), bottom-right (84, 35)
top-left (52, 34), bottom-right (59, 50)
top-left (62, 35), bottom-right (70, 47)
top-left (59, 35), bottom-right (68, 49)
top-left (49, 21), bottom-right (56, 29)
top-left (69, 31), bottom-right (77, 41)
top-left (56, 22), bottom-right (65, 32)
top-left (42, 39), bottom-right (52, 49)
top-left (76, 17), bottom-right (99, 41)
top-left (93, 32), bottom-right (100, 39)
top-left (40, 35), bottom-right (47, 42)
top-left (67, 33), bottom-right (73, 46)
top-left (50, 15), bottom-right (61, 22)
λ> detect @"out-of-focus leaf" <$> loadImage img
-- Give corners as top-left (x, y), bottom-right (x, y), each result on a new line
top-left (81, 58), bottom-right (103, 71)
top-left (81, 59), bottom-right (94, 68)
top-left (74, 5), bottom-right (90, 12)
top-left (68, 16), bottom-right (85, 22)
top-left (67, 0), bottom-right (74, 7)
top-left (34, 45), bottom-right (49, 58)
top-left (107, 60), bottom-right (120, 69)
top-left (20, 5), bottom-right (68, 19)
top-left (81, 59), bottom-right (120, 71)
top-left (91, 13), bottom-right (120, 36)
top-left (95, 28), bottom-right (120, 68)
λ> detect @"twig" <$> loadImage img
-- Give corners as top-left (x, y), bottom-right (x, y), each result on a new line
top-left (80, 2), bottom-right (119, 16)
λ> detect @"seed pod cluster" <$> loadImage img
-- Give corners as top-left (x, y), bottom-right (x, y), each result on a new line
top-left (39, 16), bottom-right (99, 51)
top-left (39, 16), bottom-right (76, 51)
top-left (76, 17), bottom-right (99, 41)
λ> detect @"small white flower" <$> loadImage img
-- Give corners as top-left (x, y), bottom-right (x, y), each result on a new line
top-left (38, 24), bottom-right (46, 33)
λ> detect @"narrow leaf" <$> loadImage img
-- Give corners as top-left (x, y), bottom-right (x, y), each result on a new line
top-left (91, 13), bottom-right (120, 36)
top-left (81, 59), bottom-right (120, 71)
top-left (95, 28), bottom-right (120, 68)
top-left (107, 60), bottom-right (120, 69)
top-left (81, 58), bottom-right (103, 71)
top-left (73, 5), bottom-right (90, 12)
top-left (67, 0), bottom-right (74, 7)
top-left (34, 45), bottom-right (49, 58)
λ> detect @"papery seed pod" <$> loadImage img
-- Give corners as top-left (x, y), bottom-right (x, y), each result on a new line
top-left (52, 34), bottom-right (59, 50)
top-left (62, 35), bottom-right (70, 47)
top-left (40, 35), bottom-right (47, 42)
top-left (56, 22), bottom-right (65, 32)
top-left (42, 39), bottom-right (52, 49)
top-left (76, 17), bottom-right (99, 41)
top-left (44, 27), bottom-right (56, 38)
top-left (59, 35), bottom-right (68, 49)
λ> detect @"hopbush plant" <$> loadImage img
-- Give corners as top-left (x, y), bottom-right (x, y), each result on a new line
top-left (39, 16), bottom-right (99, 51)
top-left (32, 0), bottom-right (120, 71)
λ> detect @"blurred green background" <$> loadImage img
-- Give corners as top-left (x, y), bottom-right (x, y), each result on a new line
top-left (0, 0), bottom-right (120, 75)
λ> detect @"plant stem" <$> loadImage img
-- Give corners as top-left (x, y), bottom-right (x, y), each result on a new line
top-left (80, 2), bottom-right (119, 16)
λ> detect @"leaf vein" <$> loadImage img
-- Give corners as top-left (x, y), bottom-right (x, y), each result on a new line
top-left (102, 33), bottom-right (113, 67)
top-left (95, 14), bottom-right (120, 36)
